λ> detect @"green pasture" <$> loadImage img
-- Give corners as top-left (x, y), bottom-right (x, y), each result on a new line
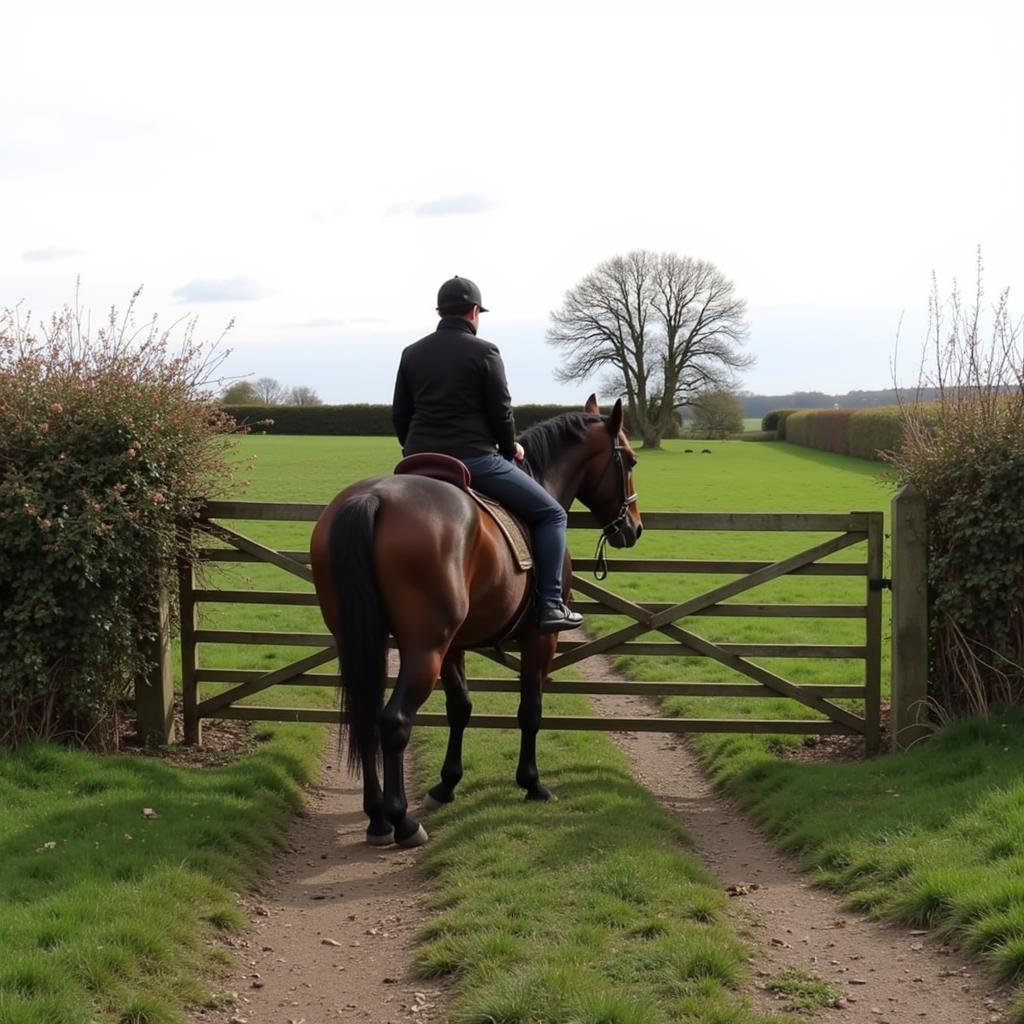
top-left (8, 432), bottom-right (1024, 1022)
top-left (214, 435), bottom-right (1024, 1021)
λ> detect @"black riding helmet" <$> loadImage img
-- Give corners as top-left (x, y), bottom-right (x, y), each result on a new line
top-left (436, 276), bottom-right (489, 312)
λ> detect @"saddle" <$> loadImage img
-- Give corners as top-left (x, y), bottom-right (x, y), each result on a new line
top-left (394, 453), bottom-right (533, 572)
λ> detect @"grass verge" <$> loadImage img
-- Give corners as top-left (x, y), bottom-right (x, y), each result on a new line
top-left (0, 717), bottom-right (326, 1024)
top-left (688, 709), bottom-right (1024, 1020)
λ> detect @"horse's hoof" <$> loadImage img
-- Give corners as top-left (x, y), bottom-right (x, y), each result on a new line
top-left (366, 828), bottom-right (395, 847)
top-left (396, 823), bottom-right (429, 848)
top-left (423, 784), bottom-right (454, 812)
top-left (524, 786), bottom-right (555, 802)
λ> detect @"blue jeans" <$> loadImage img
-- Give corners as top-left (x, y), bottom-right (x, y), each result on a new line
top-left (460, 454), bottom-right (567, 606)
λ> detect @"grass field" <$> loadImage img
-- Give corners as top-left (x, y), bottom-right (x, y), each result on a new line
top-left (191, 434), bottom-right (898, 1023)
top-left (207, 434), bottom-right (1024, 1023)
top-left (8, 431), bottom-right (1024, 1022)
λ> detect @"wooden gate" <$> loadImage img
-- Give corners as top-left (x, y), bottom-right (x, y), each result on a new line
top-left (177, 501), bottom-right (884, 754)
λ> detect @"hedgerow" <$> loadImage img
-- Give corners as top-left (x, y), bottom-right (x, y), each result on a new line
top-left (779, 406), bottom-right (912, 461)
top-left (221, 402), bottom-right (585, 436)
top-left (0, 293), bottom-right (238, 747)
top-left (887, 263), bottom-right (1024, 716)
top-left (847, 406), bottom-right (907, 460)
top-left (760, 407), bottom-right (799, 434)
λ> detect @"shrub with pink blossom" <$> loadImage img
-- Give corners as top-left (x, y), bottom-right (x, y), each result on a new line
top-left (0, 291), bottom-right (239, 746)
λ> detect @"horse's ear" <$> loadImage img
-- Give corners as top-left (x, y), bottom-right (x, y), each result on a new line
top-left (607, 398), bottom-right (624, 435)
top-left (584, 393), bottom-right (600, 414)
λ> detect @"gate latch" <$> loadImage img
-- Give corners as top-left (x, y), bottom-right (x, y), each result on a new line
top-left (869, 577), bottom-right (892, 592)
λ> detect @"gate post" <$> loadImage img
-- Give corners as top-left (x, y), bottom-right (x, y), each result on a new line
top-left (135, 579), bottom-right (175, 745)
top-left (891, 484), bottom-right (929, 751)
top-left (179, 518), bottom-right (202, 745)
top-left (864, 511), bottom-right (884, 756)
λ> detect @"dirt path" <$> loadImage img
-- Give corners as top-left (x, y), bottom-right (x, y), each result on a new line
top-left (590, 678), bottom-right (1007, 1023)
top-left (193, 662), bottom-right (1008, 1024)
top-left (190, 751), bottom-right (448, 1024)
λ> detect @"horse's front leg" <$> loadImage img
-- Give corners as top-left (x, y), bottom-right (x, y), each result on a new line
top-left (516, 629), bottom-right (557, 801)
top-left (424, 650), bottom-right (472, 811)
top-left (380, 650), bottom-right (441, 847)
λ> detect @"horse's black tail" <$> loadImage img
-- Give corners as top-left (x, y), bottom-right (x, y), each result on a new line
top-left (328, 493), bottom-right (388, 775)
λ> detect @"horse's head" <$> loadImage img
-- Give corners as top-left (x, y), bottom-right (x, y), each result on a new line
top-left (577, 394), bottom-right (643, 549)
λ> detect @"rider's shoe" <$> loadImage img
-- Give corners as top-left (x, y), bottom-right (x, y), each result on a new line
top-left (537, 601), bottom-right (584, 634)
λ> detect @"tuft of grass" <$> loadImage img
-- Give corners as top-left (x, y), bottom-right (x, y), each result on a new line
top-left (763, 968), bottom-right (839, 1013)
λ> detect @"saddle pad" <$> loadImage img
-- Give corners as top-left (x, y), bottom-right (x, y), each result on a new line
top-left (469, 490), bottom-right (533, 571)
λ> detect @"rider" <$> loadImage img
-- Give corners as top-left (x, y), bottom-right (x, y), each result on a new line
top-left (391, 275), bottom-right (583, 634)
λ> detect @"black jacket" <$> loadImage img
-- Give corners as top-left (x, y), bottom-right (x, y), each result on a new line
top-left (392, 318), bottom-right (516, 459)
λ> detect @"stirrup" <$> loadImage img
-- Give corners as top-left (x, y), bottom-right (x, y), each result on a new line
top-left (537, 602), bottom-right (583, 634)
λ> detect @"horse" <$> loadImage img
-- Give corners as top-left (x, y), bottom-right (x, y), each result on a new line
top-left (309, 395), bottom-right (642, 848)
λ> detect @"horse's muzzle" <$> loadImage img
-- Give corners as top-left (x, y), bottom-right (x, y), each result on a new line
top-left (607, 519), bottom-right (642, 548)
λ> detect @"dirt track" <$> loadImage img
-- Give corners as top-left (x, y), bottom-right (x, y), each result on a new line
top-left (192, 666), bottom-right (1008, 1024)
top-left (594, 689), bottom-right (1006, 1024)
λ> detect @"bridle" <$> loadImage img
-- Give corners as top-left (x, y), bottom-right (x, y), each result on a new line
top-left (590, 436), bottom-right (639, 580)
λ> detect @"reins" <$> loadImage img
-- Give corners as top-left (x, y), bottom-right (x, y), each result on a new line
top-left (591, 438), bottom-right (638, 581)
top-left (518, 420), bottom-right (637, 582)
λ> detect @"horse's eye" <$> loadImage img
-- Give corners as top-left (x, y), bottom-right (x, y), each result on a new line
top-left (628, 456), bottom-right (638, 469)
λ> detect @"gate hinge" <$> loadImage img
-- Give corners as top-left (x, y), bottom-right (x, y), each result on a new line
top-left (869, 577), bottom-right (892, 592)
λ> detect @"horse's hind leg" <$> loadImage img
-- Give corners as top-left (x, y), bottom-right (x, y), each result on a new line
top-left (516, 630), bottom-right (558, 801)
top-left (360, 749), bottom-right (392, 846)
top-left (380, 649), bottom-right (444, 847)
top-left (424, 650), bottom-right (472, 811)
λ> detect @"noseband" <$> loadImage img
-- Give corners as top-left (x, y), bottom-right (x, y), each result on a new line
top-left (591, 437), bottom-right (639, 581)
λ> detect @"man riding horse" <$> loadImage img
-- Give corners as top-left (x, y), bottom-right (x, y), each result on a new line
top-left (310, 277), bottom-right (642, 847)
top-left (391, 276), bottom-right (582, 634)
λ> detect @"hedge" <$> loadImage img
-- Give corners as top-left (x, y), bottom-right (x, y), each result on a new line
top-left (847, 406), bottom-right (910, 460)
top-left (780, 405), bottom-right (913, 462)
top-left (761, 408), bottom-right (800, 433)
top-left (222, 403), bottom-right (596, 436)
top-left (1, 300), bottom-right (236, 747)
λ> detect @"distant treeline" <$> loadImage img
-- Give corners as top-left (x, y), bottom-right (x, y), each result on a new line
top-left (740, 388), bottom-right (941, 418)
top-left (222, 403), bottom-right (587, 436)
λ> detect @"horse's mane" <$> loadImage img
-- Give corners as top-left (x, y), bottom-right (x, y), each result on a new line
top-left (518, 412), bottom-right (602, 481)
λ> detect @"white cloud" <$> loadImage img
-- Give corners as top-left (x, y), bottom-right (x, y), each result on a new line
top-left (2, 0), bottom-right (1021, 400)
top-left (173, 277), bottom-right (273, 303)
top-left (413, 193), bottom-right (497, 217)
top-left (278, 316), bottom-right (390, 329)
top-left (22, 245), bottom-right (84, 262)
top-left (389, 193), bottom-right (497, 218)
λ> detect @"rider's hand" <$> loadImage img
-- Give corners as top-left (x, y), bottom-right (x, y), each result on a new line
top-left (513, 442), bottom-right (525, 462)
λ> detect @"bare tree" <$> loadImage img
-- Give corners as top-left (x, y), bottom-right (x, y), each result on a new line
top-left (288, 385), bottom-right (322, 406)
top-left (252, 376), bottom-right (287, 404)
top-left (547, 250), bottom-right (753, 447)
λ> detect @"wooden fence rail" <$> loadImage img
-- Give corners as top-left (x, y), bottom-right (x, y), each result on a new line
top-left (133, 500), bottom-right (903, 756)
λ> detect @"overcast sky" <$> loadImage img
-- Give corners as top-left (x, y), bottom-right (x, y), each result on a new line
top-left (3, 0), bottom-right (1021, 403)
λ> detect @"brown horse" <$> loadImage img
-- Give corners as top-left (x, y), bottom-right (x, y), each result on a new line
top-left (309, 396), bottom-right (642, 847)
